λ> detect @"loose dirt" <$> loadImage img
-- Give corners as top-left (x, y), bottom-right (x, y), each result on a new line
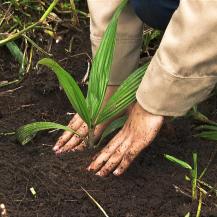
top-left (0, 23), bottom-right (217, 217)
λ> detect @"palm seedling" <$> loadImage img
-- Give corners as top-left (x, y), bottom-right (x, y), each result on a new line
top-left (16, 0), bottom-right (149, 147)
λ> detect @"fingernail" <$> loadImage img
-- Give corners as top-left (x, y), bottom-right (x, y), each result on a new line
top-left (53, 146), bottom-right (58, 151)
top-left (87, 166), bottom-right (91, 171)
top-left (113, 169), bottom-right (119, 176)
top-left (56, 149), bottom-right (62, 155)
top-left (96, 171), bottom-right (101, 176)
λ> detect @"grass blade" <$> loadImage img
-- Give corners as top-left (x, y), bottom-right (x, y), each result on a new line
top-left (6, 41), bottom-right (27, 77)
top-left (6, 41), bottom-right (27, 65)
top-left (38, 58), bottom-right (90, 126)
top-left (196, 124), bottom-right (217, 131)
top-left (23, 34), bottom-right (52, 56)
top-left (164, 154), bottom-right (192, 170)
top-left (81, 186), bottom-right (110, 217)
top-left (86, 0), bottom-right (128, 123)
top-left (196, 131), bottom-right (217, 141)
top-left (199, 147), bottom-right (217, 179)
top-left (96, 63), bottom-right (148, 125)
top-left (16, 121), bottom-right (80, 145)
top-left (190, 111), bottom-right (217, 126)
top-left (184, 212), bottom-right (190, 217)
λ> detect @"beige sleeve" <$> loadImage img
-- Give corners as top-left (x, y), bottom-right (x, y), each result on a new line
top-left (136, 0), bottom-right (217, 116)
top-left (87, 0), bottom-right (143, 85)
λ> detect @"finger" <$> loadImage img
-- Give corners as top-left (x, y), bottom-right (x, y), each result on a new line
top-left (87, 129), bottom-right (126, 172)
top-left (93, 124), bottom-right (106, 141)
top-left (96, 137), bottom-right (132, 177)
top-left (53, 114), bottom-right (83, 151)
top-left (71, 141), bottom-right (87, 152)
top-left (113, 141), bottom-right (146, 176)
top-left (53, 114), bottom-right (81, 151)
top-left (56, 122), bottom-right (88, 154)
top-left (113, 124), bottom-right (162, 176)
top-left (68, 113), bottom-right (79, 125)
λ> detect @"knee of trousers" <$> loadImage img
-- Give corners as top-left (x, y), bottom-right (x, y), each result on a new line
top-left (88, 0), bottom-right (143, 40)
top-left (130, 0), bottom-right (180, 30)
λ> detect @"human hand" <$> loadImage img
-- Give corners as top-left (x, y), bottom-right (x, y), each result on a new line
top-left (53, 86), bottom-right (120, 154)
top-left (87, 102), bottom-right (164, 176)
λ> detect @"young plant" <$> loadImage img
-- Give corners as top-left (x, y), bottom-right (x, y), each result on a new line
top-left (165, 152), bottom-right (217, 217)
top-left (16, 0), bottom-right (149, 147)
top-left (164, 153), bottom-right (198, 200)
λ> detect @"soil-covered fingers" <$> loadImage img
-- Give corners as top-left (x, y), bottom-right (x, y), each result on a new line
top-left (95, 136), bottom-right (132, 177)
top-left (87, 130), bottom-right (127, 172)
top-left (53, 114), bottom-right (84, 151)
top-left (113, 141), bottom-right (145, 176)
top-left (55, 122), bottom-right (88, 154)
top-left (71, 141), bottom-right (87, 152)
top-left (113, 126), bottom-right (163, 176)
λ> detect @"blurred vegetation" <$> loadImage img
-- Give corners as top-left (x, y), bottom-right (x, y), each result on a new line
top-left (0, 0), bottom-right (88, 87)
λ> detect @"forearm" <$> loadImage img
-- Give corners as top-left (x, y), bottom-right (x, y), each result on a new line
top-left (137, 0), bottom-right (217, 116)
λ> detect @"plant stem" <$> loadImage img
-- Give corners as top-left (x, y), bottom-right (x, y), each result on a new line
top-left (0, 0), bottom-right (59, 46)
top-left (192, 153), bottom-right (198, 200)
top-left (88, 127), bottom-right (95, 148)
top-left (196, 190), bottom-right (203, 217)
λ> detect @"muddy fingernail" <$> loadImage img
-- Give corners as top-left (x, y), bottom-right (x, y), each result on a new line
top-left (56, 149), bottom-right (62, 155)
top-left (53, 146), bottom-right (59, 151)
top-left (96, 171), bottom-right (101, 176)
top-left (113, 169), bottom-right (119, 176)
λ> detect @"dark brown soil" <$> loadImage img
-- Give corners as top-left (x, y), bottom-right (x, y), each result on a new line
top-left (0, 24), bottom-right (217, 217)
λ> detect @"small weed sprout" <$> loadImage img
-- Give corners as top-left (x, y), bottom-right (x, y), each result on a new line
top-left (164, 153), bottom-right (198, 200)
top-left (165, 152), bottom-right (217, 217)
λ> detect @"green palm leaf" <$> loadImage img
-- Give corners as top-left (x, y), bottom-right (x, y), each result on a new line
top-left (96, 63), bottom-right (148, 125)
top-left (86, 0), bottom-right (128, 124)
top-left (38, 58), bottom-right (90, 126)
top-left (16, 122), bottom-right (80, 145)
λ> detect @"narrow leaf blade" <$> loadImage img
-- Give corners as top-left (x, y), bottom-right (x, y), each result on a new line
top-left (16, 121), bottom-right (79, 145)
top-left (164, 154), bottom-right (192, 170)
top-left (196, 124), bottom-right (217, 131)
top-left (6, 41), bottom-right (27, 65)
top-left (81, 186), bottom-right (110, 217)
top-left (87, 0), bottom-right (128, 123)
top-left (97, 63), bottom-right (148, 124)
top-left (196, 131), bottom-right (217, 141)
top-left (38, 58), bottom-right (90, 126)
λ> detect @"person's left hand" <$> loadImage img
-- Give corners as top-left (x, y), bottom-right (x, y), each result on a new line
top-left (87, 102), bottom-right (164, 176)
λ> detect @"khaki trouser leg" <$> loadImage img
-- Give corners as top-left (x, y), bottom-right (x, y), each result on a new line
top-left (87, 0), bottom-right (143, 85)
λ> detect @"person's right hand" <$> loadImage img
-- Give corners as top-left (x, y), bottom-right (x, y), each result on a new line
top-left (87, 102), bottom-right (164, 176)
